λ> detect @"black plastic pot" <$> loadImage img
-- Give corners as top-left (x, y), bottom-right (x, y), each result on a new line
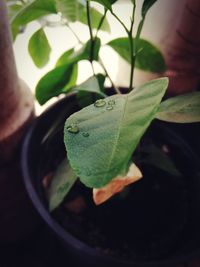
top-left (22, 93), bottom-right (200, 267)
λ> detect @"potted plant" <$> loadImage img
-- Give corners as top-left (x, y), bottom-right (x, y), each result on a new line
top-left (11, 0), bottom-right (200, 266)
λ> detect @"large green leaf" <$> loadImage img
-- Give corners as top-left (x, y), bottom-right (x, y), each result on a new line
top-left (64, 78), bottom-right (168, 188)
top-left (156, 92), bottom-right (200, 123)
top-left (142, 0), bottom-right (158, 17)
top-left (11, 0), bottom-right (57, 39)
top-left (36, 64), bottom-right (77, 105)
top-left (49, 159), bottom-right (77, 211)
top-left (28, 28), bottom-right (51, 68)
top-left (107, 37), bottom-right (166, 73)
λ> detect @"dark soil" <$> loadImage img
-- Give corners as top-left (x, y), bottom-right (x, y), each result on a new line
top-left (44, 126), bottom-right (196, 261)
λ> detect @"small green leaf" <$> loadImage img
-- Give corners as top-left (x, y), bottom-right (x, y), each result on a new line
top-left (64, 78), bottom-right (168, 188)
top-left (107, 37), bottom-right (166, 73)
top-left (72, 74), bottom-right (106, 96)
top-left (11, 0), bottom-right (57, 39)
top-left (90, 0), bottom-right (118, 10)
top-left (156, 92), bottom-right (200, 123)
top-left (55, 48), bottom-right (74, 67)
top-left (55, 0), bottom-right (78, 22)
top-left (56, 37), bottom-right (100, 66)
top-left (35, 37), bottom-right (101, 104)
top-left (35, 64), bottom-right (77, 105)
top-left (55, 0), bottom-right (110, 32)
top-left (79, 4), bottom-right (110, 32)
top-left (28, 28), bottom-right (51, 68)
top-left (142, 0), bottom-right (158, 17)
top-left (7, 2), bottom-right (23, 21)
top-left (49, 159), bottom-right (77, 211)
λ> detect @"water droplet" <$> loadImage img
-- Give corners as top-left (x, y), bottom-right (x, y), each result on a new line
top-left (106, 105), bottom-right (113, 111)
top-left (108, 99), bottom-right (115, 106)
top-left (66, 124), bottom-right (79, 134)
top-left (82, 132), bottom-right (89, 137)
top-left (94, 99), bottom-right (106, 107)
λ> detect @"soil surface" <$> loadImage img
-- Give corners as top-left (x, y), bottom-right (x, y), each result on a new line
top-left (48, 133), bottom-right (194, 261)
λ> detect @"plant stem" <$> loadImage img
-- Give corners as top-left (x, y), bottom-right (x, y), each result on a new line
top-left (110, 10), bottom-right (129, 34)
top-left (86, 1), bottom-right (94, 60)
top-left (65, 22), bottom-right (83, 45)
top-left (128, 0), bottom-right (136, 92)
top-left (95, 9), bottom-right (107, 39)
top-left (99, 57), bottom-right (121, 94)
top-left (86, 0), bottom-right (96, 75)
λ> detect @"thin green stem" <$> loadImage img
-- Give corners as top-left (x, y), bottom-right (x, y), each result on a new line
top-left (128, 0), bottom-right (136, 92)
top-left (86, 1), bottom-right (94, 44)
top-left (110, 10), bottom-right (129, 34)
top-left (99, 57), bottom-right (121, 94)
top-left (65, 22), bottom-right (83, 45)
top-left (86, 0), bottom-right (96, 75)
top-left (95, 9), bottom-right (107, 39)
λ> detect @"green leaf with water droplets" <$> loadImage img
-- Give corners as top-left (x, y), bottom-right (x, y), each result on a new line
top-left (64, 78), bottom-right (168, 188)
top-left (49, 159), bottom-right (77, 211)
top-left (156, 92), bottom-right (200, 123)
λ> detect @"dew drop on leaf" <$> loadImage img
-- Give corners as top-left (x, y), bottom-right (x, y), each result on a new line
top-left (94, 99), bottom-right (106, 107)
top-left (66, 124), bottom-right (79, 134)
top-left (108, 99), bottom-right (115, 106)
top-left (106, 105), bottom-right (114, 111)
top-left (82, 132), bottom-right (90, 137)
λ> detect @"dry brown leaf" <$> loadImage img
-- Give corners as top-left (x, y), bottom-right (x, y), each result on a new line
top-left (93, 163), bottom-right (143, 205)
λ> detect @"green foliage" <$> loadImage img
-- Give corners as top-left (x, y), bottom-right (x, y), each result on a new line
top-left (49, 159), bottom-right (77, 211)
top-left (36, 64), bottom-right (77, 105)
top-left (55, 0), bottom-right (110, 32)
top-left (78, 4), bottom-right (110, 32)
top-left (108, 37), bottom-right (166, 73)
top-left (72, 74), bottom-right (106, 97)
top-left (91, 0), bottom-right (118, 10)
top-left (36, 38), bottom-right (101, 104)
top-left (7, 2), bottom-right (23, 20)
top-left (11, 0), bottom-right (57, 39)
top-left (156, 92), bottom-right (200, 123)
top-left (142, 0), bottom-right (158, 17)
top-left (55, 48), bottom-right (75, 67)
top-left (64, 78), bottom-right (168, 188)
top-left (55, 0), bottom-right (78, 22)
top-left (28, 28), bottom-right (51, 68)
